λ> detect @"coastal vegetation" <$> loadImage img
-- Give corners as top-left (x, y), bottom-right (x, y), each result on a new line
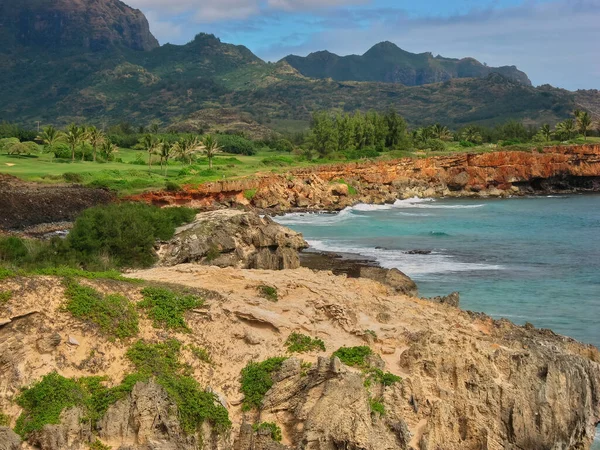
top-left (138, 286), bottom-right (204, 332)
top-left (240, 357), bottom-right (288, 410)
top-left (285, 332), bottom-right (326, 353)
top-left (0, 203), bottom-right (195, 271)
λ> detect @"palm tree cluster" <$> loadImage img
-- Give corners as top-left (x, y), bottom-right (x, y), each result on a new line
top-left (547, 109), bottom-right (596, 142)
top-left (139, 133), bottom-right (221, 174)
top-left (37, 124), bottom-right (117, 162)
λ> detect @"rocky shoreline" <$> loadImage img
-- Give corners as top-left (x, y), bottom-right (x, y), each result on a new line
top-left (130, 144), bottom-right (600, 213)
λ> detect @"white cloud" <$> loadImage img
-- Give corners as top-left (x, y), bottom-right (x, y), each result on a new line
top-left (144, 11), bottom-right (183, 44)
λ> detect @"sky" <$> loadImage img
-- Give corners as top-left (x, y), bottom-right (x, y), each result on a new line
top-left (124, 0), bottom-right (600, 90)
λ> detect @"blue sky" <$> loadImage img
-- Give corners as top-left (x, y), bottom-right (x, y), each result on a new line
top-left (126, 0), bottom-right (600, 90)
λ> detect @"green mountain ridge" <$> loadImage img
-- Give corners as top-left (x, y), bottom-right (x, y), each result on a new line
top-left (0, 0), bottom-right (597, 132)
top-left (283, 41), bottom-right (532, 86)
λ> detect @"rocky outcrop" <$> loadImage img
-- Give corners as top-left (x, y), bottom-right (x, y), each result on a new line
top-left (157, 210), bottom-right (308, 269)
top-left (1, 268), bottom-right (599, 449)
top-left (359, 267), bottom-right (418, 296)
top-left (0, 0), bottom-right (159, 52)
top-left (426, 291), bottom-right (460, 307)
top-left (0, 427), bottom-right (21, 450)
top-left (130, 145), bottom-right (600, 212)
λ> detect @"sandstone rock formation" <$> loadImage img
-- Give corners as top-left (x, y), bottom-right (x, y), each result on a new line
top-left (0, 0), bottom-right (159, 52)
top-left (130, 145), bottom-right (600, 211)
top-left (157, 210), bottom-right (308, 269)
top-left (0, 268), bottom-right (598, 449)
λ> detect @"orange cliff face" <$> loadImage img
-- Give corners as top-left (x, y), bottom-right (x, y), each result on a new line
top-left (128, 144), bottom-right (600, 211)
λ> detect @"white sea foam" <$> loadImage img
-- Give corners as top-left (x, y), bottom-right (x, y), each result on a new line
top-left (305, 239), bottom-right (503, 276)
top-left (392, 197), bottom-right (485, 209)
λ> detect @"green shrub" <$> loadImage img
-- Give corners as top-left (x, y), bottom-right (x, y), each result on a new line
top-left (285, 332), bottom-right (326, 353)
top-left (126, 340), bottom-right (230, 433)
top-left (63, 172), bottom-right (84, 183)
top-left (67, 203), bottom-right (196, 268)
top-left (14, 372), bottom-right (150, 439)
top-left (0, 290), bottom-right (12, 304)
top-left (14, 372), bottom-right (83, 437)
top-left (0, 237), bottom-right (29, 263)
top-left (257, 285), bottom-right (278, 302)
top-left (425, 138), bottom-right (446, 152)
top-left (240, 357), bottom-right (287, 410)
top-left (331, 179), bottom-right (357, 195)
top-left (138, 287), bottom-right (203, 332)
top-left (189, 345), bottom-right (211, 364)
top-left (459, 140), bottom-right (477, 148)
top-left (243, 189), bottom-right (257, 201)
top-left (165, 181), bottom-right (181, 192)
top-left (369, 398), bottom-right (385, 416)
top-left (365, 368), bottom-right (401, 387)
top-left (0, 412), bottom-right (10, 426)
top-left (0, 137), bottom-right (19, 153)
top-left (216, 134), bottom-right (256, 156)
top-left (332, 346), bottom-right (372, 368)
top-left (89, 439), bottom-right (112, 450)
top-left (261, 156), bottom-right (294, 166)
top-left (252, 422), bottom-right (282, 442)
top-left (126, 340), bottom-right (186, 377)
top-left (63, 280), bottom-right (139, 340)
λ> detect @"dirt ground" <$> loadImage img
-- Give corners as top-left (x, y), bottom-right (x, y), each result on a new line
top-left (0, 174), bottom-right (115, 231)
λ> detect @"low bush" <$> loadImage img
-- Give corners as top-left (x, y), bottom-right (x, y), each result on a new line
top-left (243, 189), bottom-right (257, 201)
top-left (138, 287), bottom-right (203, 332)
top-left (0, 412), bottom-right (10, 426)
top-left (252, 422), bottom-right (282, 442)
top-left (332, 346), bottom-right (373, 368)
top-left (240, 357), bottom-right (287, 410)
top-left (364, 368), bottom-right (402, 387)
top-left (63, 172), bottom-right (85, 183)
top-left (285, 332), bottom-right (326, 353)
top-left (216, 134), bottom-right (257, 156)
top-left (14, 372), bottom-right (149, 439)
top-left (165, 181), bottom-right (181, 192)
top-left (67, 203), bottom-right (196, 268)
top-left (369, 397), bottom-right (385, 416)
top-left (257, 285), bottom-right (278, 302)
top-left (0, 290), bottom-right (13, 304)
top-left (189, 345), bottom-right (211, 364)
top-left (126, 340), bottom-right (231, 433)
top-left (63, 280), bottom-right (139, 340)
top-left (89, 439), bottom-right (112, 450)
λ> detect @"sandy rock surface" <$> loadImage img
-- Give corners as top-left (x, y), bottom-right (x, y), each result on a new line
top-left (0, 266), bottom-right (598, 449)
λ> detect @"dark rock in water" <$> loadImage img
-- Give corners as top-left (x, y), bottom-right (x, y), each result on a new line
top-left (158, 210), bottom-right (308, 270)
top-left (359, 266), bottom-right (418, 296)
top-left (404, 249), bottom-right (432, 255)
top-left (427, 292), bottom-right (460, 307)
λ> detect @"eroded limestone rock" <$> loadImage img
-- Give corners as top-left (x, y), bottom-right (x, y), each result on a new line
top-left (158, 210), bottom-right (308, 269)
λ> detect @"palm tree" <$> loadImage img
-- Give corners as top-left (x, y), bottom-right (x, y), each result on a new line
top-left (157, 139), bottom-right (173, 175)
top-left (63, 124), bottom-right (86, 162)
top-left (540, 124), bottom-right (552, 142)
top-left (37, 125), bottom-right (61, 154)
top-left (149, 123), bottom-right (160, 135)
top-left (201, 134), bottom-right (221, 169)
top-left (461, 126), bottom-right (483, 144)
top-left (87, 126), bottom-right (106, 162)
top-left (140, 134), bottom-right (158, 171)
top-left (100, 141), bottom-right (118, 161)
top-left (555, 119), bottom-right (576, 140)
top-left (576, 111), bottom-right (593, 140)
top-left (177, 136), bottom-right (201, 165)
top-left (432, 124), bottom-right (452, 141)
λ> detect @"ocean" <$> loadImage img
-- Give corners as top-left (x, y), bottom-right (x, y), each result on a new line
top-left (275, 194), bottom-right (600, 448)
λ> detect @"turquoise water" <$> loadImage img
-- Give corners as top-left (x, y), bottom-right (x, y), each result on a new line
top-left (276, 195), bottom-right (600, 447)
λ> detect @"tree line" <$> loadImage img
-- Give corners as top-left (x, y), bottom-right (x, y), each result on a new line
top-left (306, 109), bottom-right (599, 157)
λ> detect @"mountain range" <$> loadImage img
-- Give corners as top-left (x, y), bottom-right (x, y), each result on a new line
top-left (0, 0), bottom-right (598, 133)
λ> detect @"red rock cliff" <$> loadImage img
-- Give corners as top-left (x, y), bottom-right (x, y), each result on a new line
top-left (131, 144), bottom-right (600, 210)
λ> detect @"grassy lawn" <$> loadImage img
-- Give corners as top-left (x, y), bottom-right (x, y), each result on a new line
top-left (1, 138), bottom-right (597, 196)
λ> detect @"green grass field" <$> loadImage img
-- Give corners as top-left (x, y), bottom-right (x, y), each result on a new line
top-left (1, 137), bottom-right (597, 196)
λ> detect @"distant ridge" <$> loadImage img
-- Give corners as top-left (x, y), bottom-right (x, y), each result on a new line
top-left (283, 41), bottom-right (531, 86)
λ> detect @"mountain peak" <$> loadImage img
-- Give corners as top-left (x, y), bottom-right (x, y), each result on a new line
top-left (283, 42), bottom-right (532, 86)
top-left (0, 0), bottom-right (159, 52)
